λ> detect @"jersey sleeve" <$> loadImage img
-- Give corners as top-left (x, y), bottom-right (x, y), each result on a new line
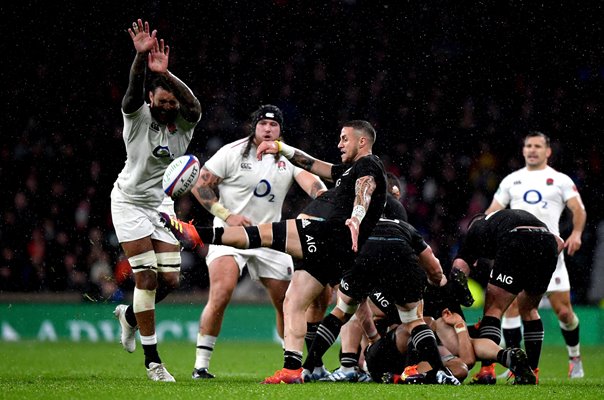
top-left (357, 156), bottom-right (383, 179)
top-left (121, 104), bottom-right (147, 143)
top-left (175, 112), bottom-right (198, 141)
top-left (204, 146), bottom-right (231, 179)
top-left (285, 158), bottom-right (304, 178)
top-left (492, 174), bottom-right (513, 207)
top-left (409, 226), bottom-right (429, 254)
top-left (558, 173), bottom-right (580, 202)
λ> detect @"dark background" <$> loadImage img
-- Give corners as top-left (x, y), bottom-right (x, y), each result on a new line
top-left (1, 1), bottom-right (603, 303)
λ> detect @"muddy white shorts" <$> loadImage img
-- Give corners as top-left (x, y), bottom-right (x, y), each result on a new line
top-left (111, 188), bottom-right (178, 245)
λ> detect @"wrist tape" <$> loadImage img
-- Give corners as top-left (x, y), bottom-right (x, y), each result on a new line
top-left (351, 205), bottom-right (366, 224)
top-left (454, 322), bottom-right (467, 334)
top-left (210, 202), bottom-right (232, 221)
top-left (275, 140), bottom-right (295, 159)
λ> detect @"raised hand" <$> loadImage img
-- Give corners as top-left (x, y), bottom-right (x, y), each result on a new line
top-left (148, 38), bottom-right (169, 74)
top-left (128, 19), bottom-right (157, 54)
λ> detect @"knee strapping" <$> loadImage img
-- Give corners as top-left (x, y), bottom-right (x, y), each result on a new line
top-left (128, 251), bottom-right (157, 273)
top-left (156, 251), bottom-right (181, 273)
top-left (560, 313), bottom-right (579, 331)
top-left (271, 222), bottom-right (287, 252)
top-left (156, 252), bottom-right (181, 266)
top-left (397, 304), bottom-right (422, 324)
top-left (244, 226), bottom-right (261, 248)
top-left (336, 297), bottom-right (359, 315)
top-left (133, 287), bottom-right (156, 313)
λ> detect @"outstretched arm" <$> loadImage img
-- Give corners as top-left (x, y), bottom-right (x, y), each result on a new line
top-left (345, 175), bottom-right (376, 252)
top-left (257, 141), bottom-right (334, 181)
top-left (122, 19), bottom-right (157, 113)
top-left (191, 167), bottom-right (251, 226)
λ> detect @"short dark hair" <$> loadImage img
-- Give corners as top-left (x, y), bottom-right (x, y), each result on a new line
top-left (525, 131), bottom-right (550, 147)
top-left (343, 120), bottom-right (376, 145)
top-left (148, 74), bottom-right (172, 94)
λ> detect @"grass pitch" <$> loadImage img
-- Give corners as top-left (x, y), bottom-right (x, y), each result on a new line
top-left (1, 341), bottom-right (603, 399)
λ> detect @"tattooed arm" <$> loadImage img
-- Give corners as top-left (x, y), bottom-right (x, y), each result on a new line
top-left (294, 170), bottom-right (328, 199)
top-left (256, 140), bottom-right (334, 182)
top-left (345, 175), bottom-right (376, 252)
top-left (191, 167), bottom-right (252, 226)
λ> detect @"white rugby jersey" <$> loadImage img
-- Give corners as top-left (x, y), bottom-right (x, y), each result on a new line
top-left (204, 138), bottom-right (303, 227)
top-left (493, 166), bottom-right (580, 235)
top-left (113, 103), bottom-right (198, 207)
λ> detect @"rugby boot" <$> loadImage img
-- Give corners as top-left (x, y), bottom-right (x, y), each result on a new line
top-left (159, 212), bottom-right (204, 249)
top-left (568, 356), bottom-right (584, 378)
top-left (261, 368), bottom-right (303, 384)
top-left (508, 348), bottom-right (537, 385)
top-left (471, 364), bottom-right (496, 385)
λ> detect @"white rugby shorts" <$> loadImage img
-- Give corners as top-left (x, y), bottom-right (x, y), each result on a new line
top-left (111, 188), bottom-right (178, 245)
top-left (545, 252), bottom-right (571, 293)
top-left (206, 245), bottom-right (293, 281)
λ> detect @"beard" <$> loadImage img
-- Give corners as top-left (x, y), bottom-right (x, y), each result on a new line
top-left (150, 107), bottom-right (178, 124)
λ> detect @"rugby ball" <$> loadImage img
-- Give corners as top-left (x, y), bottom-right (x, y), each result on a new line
top-left (162, 155), bottom-right (200, 198)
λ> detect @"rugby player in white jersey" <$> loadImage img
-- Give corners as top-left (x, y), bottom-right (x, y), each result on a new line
top-left (188, 105), bottom-right (326, 379)
top-left (474, 131), bottom-right (586, 383)
top-left (110, 19), bottom-right (201, 382)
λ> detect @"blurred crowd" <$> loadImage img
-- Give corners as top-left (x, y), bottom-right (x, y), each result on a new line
top-left (1, 1), bottom-right (603, 303)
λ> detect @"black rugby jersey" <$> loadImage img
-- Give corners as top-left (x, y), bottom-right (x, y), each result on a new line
top-left (456, 209), bottom-right (549, 265)
top-left (329, 154), bottom-right (387, 245)
top-left (362, 218), bottom-right (428, 256)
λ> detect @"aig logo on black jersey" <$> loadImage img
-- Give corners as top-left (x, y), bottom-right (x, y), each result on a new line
top-left (305, 234), bottom-right (317, 253)
top-left (240, 163), bottom-right (252, 170)
top-left (490, 270), bottom-right (514, 285)
top-left (372, 291), bottom-right (390, 308)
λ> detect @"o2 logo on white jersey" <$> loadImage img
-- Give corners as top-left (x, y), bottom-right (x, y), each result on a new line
top-left (152, 145), bottom-right (172, 158)
top-left (254, 179), bottom-right (275, 202)
top-left (523, 190), bottom-right (548, 208)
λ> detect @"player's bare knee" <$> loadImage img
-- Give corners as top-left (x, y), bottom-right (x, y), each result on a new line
top-left (556, 308), bottom-right (573, 324)
top-left (159, 272), bottom-right (180, 290)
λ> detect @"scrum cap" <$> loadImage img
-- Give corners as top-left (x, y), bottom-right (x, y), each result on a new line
top-left (252, 104), bottom-right (284, 130)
